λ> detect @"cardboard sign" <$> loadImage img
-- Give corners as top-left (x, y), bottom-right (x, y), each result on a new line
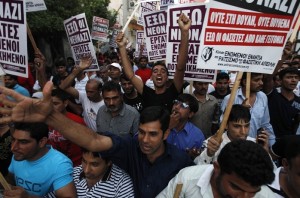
top-left (0, 0), bottom-right (28, 77)
top-left (197, 0), bottom-right (300, 74)
top-left (26, 0), bottom-right (47, 12)
top-left (166, 3), bottom-right (216, 82)
top-left (91, 16), bottom-right (109, 42)
top-left (64, 13), bottom-right (99, 71)
top-left (143, 10), bottom-right (167, 61)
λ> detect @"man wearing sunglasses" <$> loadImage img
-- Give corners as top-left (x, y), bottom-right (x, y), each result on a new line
top-left (167, 94), bottom-right (205, 159)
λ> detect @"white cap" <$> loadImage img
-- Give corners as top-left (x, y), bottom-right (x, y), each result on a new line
top-left (109, 63), bottom-right (122, 71)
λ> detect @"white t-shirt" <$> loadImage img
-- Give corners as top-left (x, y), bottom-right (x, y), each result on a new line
top-left (78, 91), bottom-right (104, 131)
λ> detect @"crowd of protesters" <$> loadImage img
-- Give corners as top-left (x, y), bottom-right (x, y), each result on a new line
top-left (0, 13), bottom-right (299, 198)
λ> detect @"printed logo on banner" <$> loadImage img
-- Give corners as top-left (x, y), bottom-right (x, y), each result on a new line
top-left (201, 47), bottom-right (213, 62)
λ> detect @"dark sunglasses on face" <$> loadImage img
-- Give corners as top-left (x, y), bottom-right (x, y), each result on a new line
top-left (173, 99), bottom-right (189, 109)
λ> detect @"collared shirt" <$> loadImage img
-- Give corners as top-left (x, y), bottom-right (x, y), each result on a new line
top-left (221, 88), bottom-right (276, 145)
top-left (13, 84), bottom-right (30, 97)
top-left (157, 165), bottom-right (276, 198)
top-left (100, 132), bottom-right (194, 198)
top-left (191, 94), bottom-right (218, 138)
top-left (73, 164), bottom-right (134, 198)
top-left (96, 103), bottom-right (140, 137)
top-left (194, 132), bottom-right (256, 165)
top-left (167, 121), bottom-right (205, 151)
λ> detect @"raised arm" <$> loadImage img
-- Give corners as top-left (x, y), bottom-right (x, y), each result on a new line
top-left (34, 50), bottom-right (47, 89)
top-left (0, 81), bottom-right (112, 153)
top-left (59, 56), bottom-right (92, 99)
top-left (173, 13), bottom-right (191, 92)
top-left (116, 33), bottom-right (144, 94)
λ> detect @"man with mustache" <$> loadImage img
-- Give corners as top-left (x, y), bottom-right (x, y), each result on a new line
top-left (221, 72), bottom-right (276, 146)
top-left (4, 122), bottom-right (76, 197)
top-left (190, 81), bottom-right (218, 138)
top-left (96, 81), bottom-right (140, 138)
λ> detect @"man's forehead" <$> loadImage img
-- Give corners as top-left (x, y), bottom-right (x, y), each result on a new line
top-left (229, 120), bottom-right (250, 125)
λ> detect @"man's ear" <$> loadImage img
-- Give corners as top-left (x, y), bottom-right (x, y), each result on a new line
top-left (163, 129), bottom-right (170, 140)
top-left (213, 161), bottom-right (221, 175)
top-left (282, 158), bottom-right (289, 171)
top-left (188, 111), bottom-right (195, 119)
top-left (39, 137), bottom-right (48, 148)
top-left (64, 100), bottom-right (69, 108)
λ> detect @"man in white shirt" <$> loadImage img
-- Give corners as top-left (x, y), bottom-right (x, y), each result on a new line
top-left (157, 140), bottom-right (275, 198)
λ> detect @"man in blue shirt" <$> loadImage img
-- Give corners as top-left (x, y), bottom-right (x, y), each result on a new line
top-left (4, 74), bottom-right (30, 98)
top-left (167, 94), bottom-right (205, 159)
top-left (221, 72), bottom-right (276, 145)
top-left (0, 82), bottom-right (194, 198)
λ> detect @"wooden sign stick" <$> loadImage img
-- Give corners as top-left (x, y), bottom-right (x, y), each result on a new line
top-left (173, 183), bottom-right (183, 198)
top-left (245, 72), bottom-right (251, 105)
top-left (0, 172), bottom-right (11, 190)
top-left (214, 71), bottom-right (244, 143)
top-left (27, 23), bottom-right (38, 53)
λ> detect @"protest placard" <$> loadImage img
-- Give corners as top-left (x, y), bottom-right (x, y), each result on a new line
top-left (0, 0), bottom-right (28, 78)
top-left (143, 10), bottom-right (167, 61)
top-left (197, 0), bottom-right (300, 74)
top-left (109, 29), bottom-right (120, 48)
top-left (135, 30), bottom-right (148, 58)
top-left (64, 13), bottom-right (99, 71)
top-left (26, 0), bottom-right (47, 12)
top-left (137, 1), bottom-right (159, 26)
top-left (167, 3), bottom-right (216, 82)
top-left (91, 16), bottom-right (109, 42)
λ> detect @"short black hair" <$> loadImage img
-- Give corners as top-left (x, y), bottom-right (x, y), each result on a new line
top-left (177, 94), bottom-right (199, 113)
top-left (14, 122), bottom-right (48, 142)
top-left (120, 73), bottom-right (130, 82)
top-left (216, 72), bottom-right (229, 81)
top-left (152, 61), bottom-right (169, 76)
top-left (81, 147), bottom-right (110, 162)
top-left (228, 104), bottom-right (251, 123)
top-left (54, 57), bottom-right (66, 67)
top-left (140, 106), bottom-right (170, 133)
top-left (241, 72), bottom-right (263, 87)
top-left (218, 140), bottom-right (275, 187)
top-left (139, 56), bottom-right (148, 62)
top-left (5, 74), bottom-right (18, 81)
top-left (279, 67), bottom-right (300, 79)
top-left (51, 88), bottom-right (70, 101)
top-left (102, 81), bottom-right (122, 94)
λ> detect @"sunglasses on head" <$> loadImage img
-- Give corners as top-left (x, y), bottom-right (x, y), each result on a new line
top-left (173, 99), bottom-right (189, 109)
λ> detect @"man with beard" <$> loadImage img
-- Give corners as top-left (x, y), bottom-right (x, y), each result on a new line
top-left (120, 74), bottom-right (143, 113)
top-left (263, 67), bottom-right (300, 138)
top-left (96, 81), bottom-right (139, 138)
top-left (4, 122), bottom-right (76, 197)
top-left (135, 56), bottom-right (152, 84)
top-left (59, 57), bottom-right (104, 131)
top-left (221, 72), bottom-right (276, 146)
top-left (0, 84), bottom-right (194, 198)
top-left (191, 81), bottom-right (218, 138)
top-left (116, 13), bottom-right (191, 112)
top-left (157, 140), bottom-right (275, 197)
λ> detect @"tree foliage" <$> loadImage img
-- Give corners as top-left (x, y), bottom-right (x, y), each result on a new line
top-left (27, 0), bottom-right (116, 58)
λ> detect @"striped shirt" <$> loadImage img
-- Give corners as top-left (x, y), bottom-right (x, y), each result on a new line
top-left (73, 164), bottom-right (134, 198)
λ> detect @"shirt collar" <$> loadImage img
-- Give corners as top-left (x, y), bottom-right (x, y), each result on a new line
top-left (196, 165), bottom-right (214, 195)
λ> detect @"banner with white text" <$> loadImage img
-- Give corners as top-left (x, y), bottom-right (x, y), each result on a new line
top-left (167, 3), bottom-right (216, 82)
top-left (197, 0), bottom-right (300, 74)
top-left (0, 0), bottom-right (28, 77)
top-left (64, 13), bottom-right (99, 71)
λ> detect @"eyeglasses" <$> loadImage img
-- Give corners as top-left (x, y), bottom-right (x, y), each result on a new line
top-left (173, 100), bottom-right (189, 109)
